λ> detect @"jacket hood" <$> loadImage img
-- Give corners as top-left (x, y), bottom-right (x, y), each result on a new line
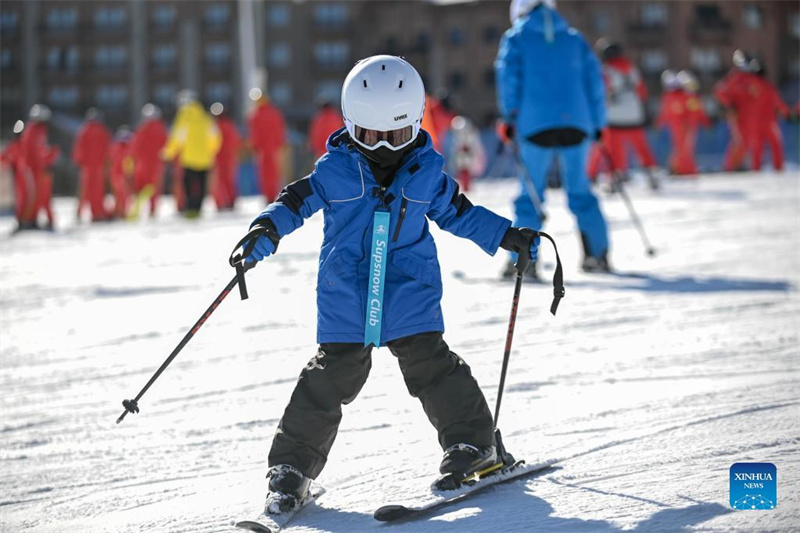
top-left (326, 126), bottom-right (435, 161)
top-left (518, 6), bottom-right (569, 35)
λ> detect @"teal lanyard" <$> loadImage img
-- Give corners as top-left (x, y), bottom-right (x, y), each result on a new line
top-left (365, 210), bottom-right (390, 347)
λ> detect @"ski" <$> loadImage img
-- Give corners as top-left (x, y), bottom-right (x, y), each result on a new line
top-left (373, 459), bottom-right (558, 522)
top-left (235, 484), bottom-right (326, 533)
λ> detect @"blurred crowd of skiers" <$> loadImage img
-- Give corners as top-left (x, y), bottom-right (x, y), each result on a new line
top-left (1, 20), bottom-right (794, 235)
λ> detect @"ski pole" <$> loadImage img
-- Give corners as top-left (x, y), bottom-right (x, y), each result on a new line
top-left (115, 226), bottom-right (266, 424)
top-left (509, 141), bottom-right (548, 222)
top-left (599, 146), bottom-right (657, 257)
top-left (493, 231), bottom-right (564, 427)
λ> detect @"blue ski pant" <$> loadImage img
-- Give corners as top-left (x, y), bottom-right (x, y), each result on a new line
top-left (515, 139), bottom-right (609, 258)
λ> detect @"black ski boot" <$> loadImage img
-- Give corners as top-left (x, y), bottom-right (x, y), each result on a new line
top-left (581, 254), bottom-right (612, 273)
top-left (265, 464), bottom-right (312, 514)
top-left (438, 444), bottom-right (497, 482)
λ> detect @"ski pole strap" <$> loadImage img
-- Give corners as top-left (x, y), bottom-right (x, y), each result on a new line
top-left (228, 226), bottom-right (265, 300)
top-left (534, 230), bottom-right (565, 315)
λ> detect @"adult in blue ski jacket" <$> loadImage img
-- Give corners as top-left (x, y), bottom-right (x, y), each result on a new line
top-left (496, 0), bottom-right (611, 274)
top-left (239, 56), bottom-right (542, 505)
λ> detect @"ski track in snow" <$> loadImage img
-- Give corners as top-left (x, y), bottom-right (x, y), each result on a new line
top-left (1, 172), bottom-right (798, 532)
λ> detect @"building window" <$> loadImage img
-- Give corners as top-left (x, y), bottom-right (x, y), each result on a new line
top-left (95, 46), bottom-right (128, 69)
top-left (640, 49), bottom-right (667, 74)
top-left (0, 11), bottom-right (19, 32)
top-left (45, 7), bottom-right (78, 31)
top-left (314, 4), bottom-right (347, 29)
top-left (449, 28), bottom-right (465, 46)
top-left (314, 42), bottom-right (349, 68)
top-left (268, 4), bottom-right (290, 27)
top-left (96, 85), bottom-right (128, 108)
top-left (416, 32), bottom-right (431, 53)
top-left (45, 47), bottom-right (61, 71)
top-left (152, 45), bottom-right (177, 70)
top-left (593, 11), bottom-right (612, 33)
top-left (270, 81), bottom-right (293, 106)
top-left (152, 5), bottom-right (176, 30)
top-left (205, 4), bottom-right (230, 28)
top-left (206, 82), bottom-right (231, 104)
top-left (153, 83), bottom-right (178, 107)
top-left (694, 5), bottom-right (727, 30)
top-left (314, 80), bottom-right (340, 103)
top-left (484, 68), bottom-right (494, 88)
top-left (65, 47), bottom-right (80, 72)
top-left (742, 5), bottom-right (762, 29)
top-left (448, 71), bottom-right (466, 90)
top-left (1, 49), bottom-right (12, 70)
top-left (641, 3), bottom-right (667, 27)
top-left (95, 7), bottom-right (127, 30)
top-left (205, 42), bottom-right (231, 68)
top-left (483, 26), bottom-right (500, 44)
top-left (268, 43), bottom-right (291, 68)
top-left (48, 86), bottom-right (79, 108)
top-left (690, 47), bottom-right (721, 73)
top-left (792, 14), bottom-right (800, 39)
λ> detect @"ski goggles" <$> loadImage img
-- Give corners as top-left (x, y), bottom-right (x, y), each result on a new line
top-left (352, 124), bottom-right (416, 150)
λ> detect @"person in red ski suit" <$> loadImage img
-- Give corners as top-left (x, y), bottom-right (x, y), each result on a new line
top-left (714, 50), bottom-right (765, 172)
top-left (657, 70), bottom-right (710, 176)
top-left (130, 104), bottom-right (168, 217)
top-left (73, 108), bottom-right (111, 222)
top-left (248, 92), bottom-right (286, 203)
top-left (22, 105), bottom-right (60, 229)
top-left (109, 126), bottom-right (133, 219)
top-left (751, 64), bottom-right (790, 171)
top-left (422, 91), bottom-right (456, 153)
top-left (1, 120), bottom-right (37, 230)
top-left (588, 40), bottom-right (658, 189)
top-left (308, 101), bottom-right (343, 159)
top-left (210, 102), bottom-right (242, 210)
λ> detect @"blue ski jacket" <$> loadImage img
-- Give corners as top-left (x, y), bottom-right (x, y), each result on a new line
top-left (495, 6), bottom-right (606, 139)
top-left (253, 129), bottom-right (511, 345)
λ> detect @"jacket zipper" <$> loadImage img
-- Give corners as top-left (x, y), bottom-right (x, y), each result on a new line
top-left (392, 197), bottom-right (408, 242)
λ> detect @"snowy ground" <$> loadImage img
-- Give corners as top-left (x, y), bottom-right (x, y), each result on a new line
top-left (1, 171), bottom-right (798, 533)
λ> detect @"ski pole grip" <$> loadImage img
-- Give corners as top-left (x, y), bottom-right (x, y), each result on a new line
top-left (229, 226), bottom-right (266, 300)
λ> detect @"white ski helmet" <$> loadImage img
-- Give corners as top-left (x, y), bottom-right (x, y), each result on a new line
top-left (676, 70), bottom-right (699, 93)
top-left (660, 69), bottom-right (680, 90)
top-left (341, 55), bottom-right (426, 152)
top-left (510, 0), bottom-right (556, 23)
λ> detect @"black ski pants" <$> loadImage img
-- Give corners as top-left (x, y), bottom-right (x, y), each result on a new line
top-left (183, 168), bottom-right (207, 213)
top-left (268, 332), bottom-right (495, 479)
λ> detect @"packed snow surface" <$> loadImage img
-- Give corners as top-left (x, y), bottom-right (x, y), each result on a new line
top-left (1, 172), bottom-right (798, 532)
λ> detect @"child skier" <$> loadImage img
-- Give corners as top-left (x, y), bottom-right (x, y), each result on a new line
top-left (239, 56), bottom-right (539, 514)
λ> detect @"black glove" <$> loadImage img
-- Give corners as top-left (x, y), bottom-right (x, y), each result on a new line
top-left (594, 129), bottom-right (604, 141)
top-left (500, 227), bottom-right (540, 263)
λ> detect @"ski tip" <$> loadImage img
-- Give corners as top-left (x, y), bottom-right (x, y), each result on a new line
top-left (234, 520), bottom-right (274, 532)
top-left (374, 504), bottom-right (413, 522)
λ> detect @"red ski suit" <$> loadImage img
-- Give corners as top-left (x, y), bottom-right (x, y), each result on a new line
top-left (73, 121), bottom-right (111, 221)
top-left (212, 116), bottom-right (242, 209)
top-left (714, 70), bottom-right (771, 171)
top-left (308, 107), bottom-right (343, 159)
top-left (656, 89), bottom-right (710, 175)
top-left (248, 102), bottom-right (286, 203)
top-left (753, 77), bottom-right (789, 171)
top-left (1, 139), bottom-right (35, 224)
top-left (109, 138), bottom-right (132, 218)
top-left (22, 123), bottom-right (60, 226)
top-left (131, 118), bottom-right (168, 213)
top-left (588, 57), bottom-right (656, 178)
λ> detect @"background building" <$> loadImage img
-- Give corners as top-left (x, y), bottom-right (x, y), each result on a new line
top-left (1, 0), bottom-right (798, 193)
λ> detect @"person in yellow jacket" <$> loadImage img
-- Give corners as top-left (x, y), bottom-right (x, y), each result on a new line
top-left (162, 90), bottom-right (222, 218)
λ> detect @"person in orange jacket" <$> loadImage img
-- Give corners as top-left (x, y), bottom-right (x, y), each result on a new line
top-left (308, 100), bottom-right (343, 159)
top-left (590, 39), bottom-right (659, 190)
top-left (109, 126), bottom-right (134, 219)
top-left (714, 50), bottom-right (764, 172)
top-left (129, 103), bottom-right (168, 219)
top-left (22, 104), bottom-right (60, 229)
top-left (73, 108), bottom-right (111, 222)
top-left (210, 102), bottom-right (242, 211)
top-left (421, 90), bottom-right (456, 153)
top-left (248, 89), bottom-right (286, 204)
top-left (657, 70), bottom-right (709, 176)
top-left (751, 63), bottom-right (790, 171)
top-left (1, 120), bottom-right (37, 231)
